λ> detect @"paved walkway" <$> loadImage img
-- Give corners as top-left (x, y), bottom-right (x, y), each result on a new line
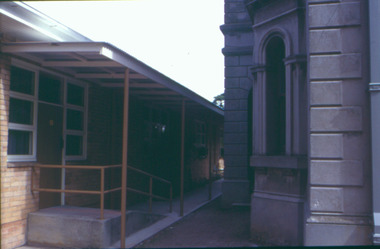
top-left (113, 179), bottom-right (224, 248)
top-left (135, 197), bottom-right (257, 248)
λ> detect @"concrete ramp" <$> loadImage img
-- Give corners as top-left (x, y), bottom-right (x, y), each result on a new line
top-left (26, 206), bottom-right (164, 248)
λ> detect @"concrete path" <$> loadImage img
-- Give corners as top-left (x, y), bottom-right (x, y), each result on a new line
top-left (135, 198), bottom-right (258, 248)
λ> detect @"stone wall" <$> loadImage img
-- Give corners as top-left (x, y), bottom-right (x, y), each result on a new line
top-left (305, 0), bottom-right (373, 245)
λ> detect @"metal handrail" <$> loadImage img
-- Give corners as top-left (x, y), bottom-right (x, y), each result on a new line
top-left (127, 165), bottom-right (173, 213)
top-left (31, 164), bottom-right (173, 219)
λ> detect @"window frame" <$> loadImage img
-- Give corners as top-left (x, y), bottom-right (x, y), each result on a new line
top-left (7, 64), bottom-right (38, 162)
top-left (64, 80), bottom-right (88, 161)
top-left (7, 60), bottom-right (88, 162)
top-left (251, 29), bottom-right (307, 160)
top-left (194, 120), bottom-right (207, 147)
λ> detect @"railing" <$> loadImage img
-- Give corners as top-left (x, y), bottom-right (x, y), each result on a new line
top-left (31, 164), bottom-right (173, 219)
top-left (127, 165), bottom-right (173, 213)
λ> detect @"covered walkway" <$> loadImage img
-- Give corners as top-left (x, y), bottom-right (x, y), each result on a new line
top-left (0, 3), bottom-right (224, 248)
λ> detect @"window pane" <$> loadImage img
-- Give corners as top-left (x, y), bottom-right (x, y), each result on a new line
top-left (66, 135), bottom-right (83, 156)
top-left (67, 83), bottom-right (84, 106)
top-left (9, 98), bottom-right (33, 125)
top-left (8, 130), bottom-right (32, 155)
top-left (10, 66), bottom-right (35, 95)
top-left (265, 37), bottom-right (286, 155)
top-left (66, 109), bottom-right (83, 131)
top-left (39, 72), bottom-right (62, 104)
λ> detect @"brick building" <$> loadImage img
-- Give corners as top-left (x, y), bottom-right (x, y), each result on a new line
top-left (0, 2), bottom-right (223, 248)
top-left (221, 0), bottom-right (378, 246)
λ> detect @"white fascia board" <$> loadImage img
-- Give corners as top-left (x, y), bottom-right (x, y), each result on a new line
top-left (1, 42), bottom-right (104, 54)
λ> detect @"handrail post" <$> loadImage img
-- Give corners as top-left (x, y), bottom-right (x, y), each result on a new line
top-left (208, 122), bottom-right (213, 201)
top-left (169, 184), bottom-right (173, 213)
top-left (149, 177), bottom-right (153, 213)
top-left (100, 168), bottom-right (105, 220)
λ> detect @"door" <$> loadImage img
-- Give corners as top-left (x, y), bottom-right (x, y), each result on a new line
top-left (37, 103), bottom-right (63, 209)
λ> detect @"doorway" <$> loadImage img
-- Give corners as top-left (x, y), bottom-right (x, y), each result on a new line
top-left (37, 103), bottom-right (63, 209)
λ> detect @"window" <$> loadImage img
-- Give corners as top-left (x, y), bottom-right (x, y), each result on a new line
top-left (8, 130), bottom-right (33, 155)
top-left (195, 121), bottom-right (207, 147)
top-left (8, 66), bottom-right (37, 161)
top-left (66, 135), bottom-right (83, 156)
top-left (65, 82), bottom-right (87, 160)
top-left (8, 64), bottom-right (88, 162)
top-left (67, 83), bottom-right (84, 106)
top-left (265, 37), bottom-right (286, 155)
top-left (10, 66), bottom-right (35, 95)
top-left (9, 98), bottom-right (34, 125)
top-left (39, 72), bottom-right (63, 104)
top-left (194, 120), bottom-right (208, 159)
top-left (251, 32), bottom-right (307, 159)
top-left (66, 109), bottom-right (83, 131)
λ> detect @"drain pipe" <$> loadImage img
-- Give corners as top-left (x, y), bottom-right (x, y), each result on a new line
top-left (369, 0), bottom-right (380, 245)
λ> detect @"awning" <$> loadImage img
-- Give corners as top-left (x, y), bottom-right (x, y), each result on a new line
top-left (1, 41), bottom-right (223, 116)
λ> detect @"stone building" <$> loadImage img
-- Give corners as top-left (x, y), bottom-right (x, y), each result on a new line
top-left (221, 0), bottom-right (377, 246)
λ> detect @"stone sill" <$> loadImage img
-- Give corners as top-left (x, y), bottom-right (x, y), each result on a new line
top-left (7, 161), bottom-right (37, 168)
top-left (250, 155), bottom-right (307, 169)
top-left (253, 190), bottom-right (306, 203)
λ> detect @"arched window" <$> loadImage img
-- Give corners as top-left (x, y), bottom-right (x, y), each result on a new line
top-left (265, 37), bottom-right (286, 155)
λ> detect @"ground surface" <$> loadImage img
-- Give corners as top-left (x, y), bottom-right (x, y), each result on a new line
top-left (135, 198), bottom-right (258, 248)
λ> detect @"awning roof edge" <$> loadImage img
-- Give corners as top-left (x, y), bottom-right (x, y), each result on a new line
top-left (0, 2), bottom-right (92, 42)
top-left (1, 41), bottom-right (224, 116)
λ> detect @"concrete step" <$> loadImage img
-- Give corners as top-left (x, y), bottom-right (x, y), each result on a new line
top-left (26, 206), bottom-right (164, 248)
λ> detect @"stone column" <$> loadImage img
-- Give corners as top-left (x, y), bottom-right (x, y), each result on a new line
top-left (220, 0), bottom-right (254, 207)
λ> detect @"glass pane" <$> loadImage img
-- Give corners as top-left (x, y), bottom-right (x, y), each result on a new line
top-left (10, 66), bottom-right (35, 95)
top-left (8, 130), bottom-right (32, 155)
top-left (38, 72), bottom-right (62, 104)
top-left (67, 83), bottom-right (84, 106)
top-left (66, 109), bottom-right (83, 131)
top-left (9, 98), bottom-right (33, 125)
top-left (66, 135), bottom-right (83, 156)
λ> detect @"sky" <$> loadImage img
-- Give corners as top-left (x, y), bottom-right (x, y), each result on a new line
top-left (26, 0), bottom-right (225, 102)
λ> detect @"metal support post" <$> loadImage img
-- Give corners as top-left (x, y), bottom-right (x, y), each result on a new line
top-left (120, 68), bottom-right (130, 248)
top-left (180, 99), bottom-right (185, 216)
